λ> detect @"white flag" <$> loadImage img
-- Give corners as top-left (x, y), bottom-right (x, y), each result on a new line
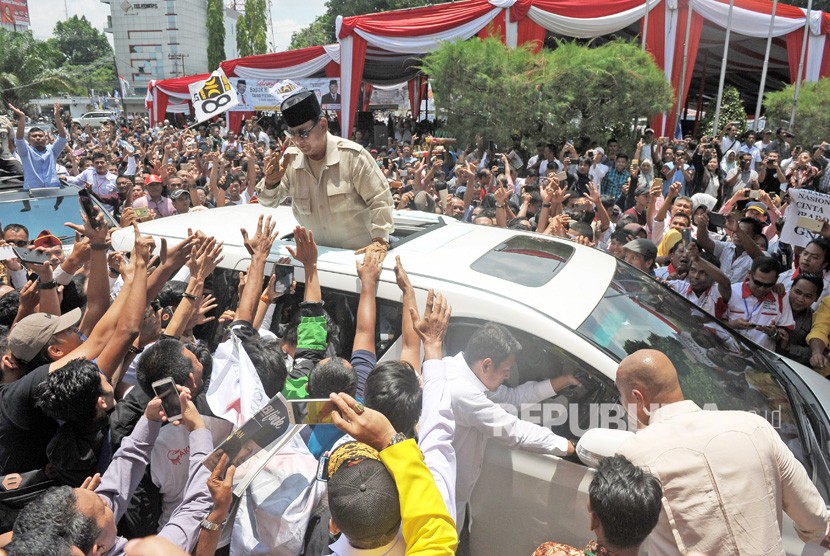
top-left (207, 332), bottom-right (268, 428)
top-left (119, 75), bottom-right (129, 99)
top-left (189, 68), bottom-right (239, 124)
top-left (268, 79), bottom-right (304, 105)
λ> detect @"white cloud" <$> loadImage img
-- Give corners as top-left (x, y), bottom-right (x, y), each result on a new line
top-left (269, 0), bottom-right (327, 50)
top-left (30, 0), bottom-right (113, 44)
top-left (31, 0), bottom-right (332, 63)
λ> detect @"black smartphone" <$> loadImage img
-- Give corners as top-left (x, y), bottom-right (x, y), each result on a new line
top-left (272, 262), bottom-right (293, 294)
top-left (151, 377), bottom-right (182, 421)
top-left (707, 211), bottom-right (727, 228)
top-left (12, 246), bottom-right (49, 266)
top-left (78, 189), bottom-right (101, 229)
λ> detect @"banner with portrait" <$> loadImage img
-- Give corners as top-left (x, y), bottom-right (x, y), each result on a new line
top-left (228, 77), bottom-right (341, 112)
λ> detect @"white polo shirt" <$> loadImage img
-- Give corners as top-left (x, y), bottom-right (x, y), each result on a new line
top-left (778, 268), bottom-right (830, 307)
top-left (726, 281), bottom-right (794, 350)
top-left (666, 279), bottom-right (726, 318)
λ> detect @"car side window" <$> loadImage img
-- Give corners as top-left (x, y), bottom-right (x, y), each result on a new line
top-left (318, 285), bottom-right (403, 360)
top-left (445, 318), bottom-right (628, 445)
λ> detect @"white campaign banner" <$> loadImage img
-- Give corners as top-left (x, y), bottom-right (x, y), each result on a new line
top-left (780, 188), bottom-right (830, 248)
top-left (228, 77), bottom-right (341, 112)
top-left (189, 68), bottom-right (240, 123)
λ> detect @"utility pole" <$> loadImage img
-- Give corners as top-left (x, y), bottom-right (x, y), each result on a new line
top-left (168, 53), bottom-right (189, 77)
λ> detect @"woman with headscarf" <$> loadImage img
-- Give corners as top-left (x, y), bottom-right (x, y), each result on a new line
top-left (720, 150), bottom-right (738, 175)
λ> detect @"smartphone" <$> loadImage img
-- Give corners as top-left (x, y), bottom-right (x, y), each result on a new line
top-left (78, 189), bottom-right (101, 229)
top-left (681, 228), bottom-right (692, 247)
top-left (272, 263), bottom-right (293, 294)
top-left (133, 207), bottom-right (150, 219)
top-left (796, 215), bottom-right (824, 233)
top-left (12, 246), bottom-right (49, 266)
top-left (399, 169), bottom-right (408, 178)
top-left (749, 190), bottom-right (761, 200)
top-left (556, 171), bottom-right (567, 182)
top-left (316, 453), bottom-right (331, 482)
top-left (653, 177), bottom-right (664, 189)
top-left (285, 399), bottom-right (337, 425)
top-left (707, 211), bottom-right (727, 228)
top-left (152, 377), bottom-right (182, 421)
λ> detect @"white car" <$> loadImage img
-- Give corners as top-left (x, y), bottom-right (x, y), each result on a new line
top-left (73, 111), bottom-right (116, 128)
top-left (112, 205), bottom-right (830, 555)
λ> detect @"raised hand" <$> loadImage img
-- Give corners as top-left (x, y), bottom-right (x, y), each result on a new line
top-left (240, 214), bottom-right (277, 257)
top-left (329, 392), bottom-right (398, 452)
top-left (409, 289), bottom-right (451, 355)
top-left (287, 226), bottom-right (318, 267)
top-left (357, 249), bottom-right (383, 286)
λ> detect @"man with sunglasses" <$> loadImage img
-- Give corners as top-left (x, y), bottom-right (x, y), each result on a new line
top-left (726, 255), bottom-right (794, 350)
top-left (256, 91), bottom-right (394, 256)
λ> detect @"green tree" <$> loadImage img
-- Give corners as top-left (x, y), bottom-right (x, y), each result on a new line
top-left (48, 15), bottom-right (112, 66)
top-left (290, 0), bottom-right (436, 49)
top-left (0, 29), bottom-right (75, 106)
top-left (421, 38), bottom-right (673, 150)
top-left (764, 78), bottom-right (830, 146)
top-left (237, 15), bottom-right (250, 57)
top-left (206, 0), bottom-right (226, 70)
top-left (699, 86), bottom-right (747, 137)
top-left (236, 0), bottom-right (267, 56)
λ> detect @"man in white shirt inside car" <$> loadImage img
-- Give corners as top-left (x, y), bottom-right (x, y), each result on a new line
top-left (444, 323), bottom-right (578, 537)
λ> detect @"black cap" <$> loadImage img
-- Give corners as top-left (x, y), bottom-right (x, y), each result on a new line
top-left (281, 90), bottom-right (321, 128)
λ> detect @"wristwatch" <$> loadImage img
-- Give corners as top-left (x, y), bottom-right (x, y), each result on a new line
top-left (38, 280), bottom-right (57, 290)
top-left (199, 515), bottom-right (225, 531)
top-left (386, 432), bottom-right (407, 449)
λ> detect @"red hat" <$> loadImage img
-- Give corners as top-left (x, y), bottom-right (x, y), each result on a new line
top-left (145, 174), bottom-right (163, 185)
top-left (33, 230), bottom-right (61, 249)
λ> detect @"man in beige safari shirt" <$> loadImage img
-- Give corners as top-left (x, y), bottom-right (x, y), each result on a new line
top-left (256, 90), bottom-right (393, 256)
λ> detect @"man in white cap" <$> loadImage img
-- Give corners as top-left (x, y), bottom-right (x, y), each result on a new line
top-left (257, 91), bottom-right (394, 257)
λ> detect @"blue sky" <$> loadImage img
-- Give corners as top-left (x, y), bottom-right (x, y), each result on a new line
top-left (31, 0), bottom-right (328, 52)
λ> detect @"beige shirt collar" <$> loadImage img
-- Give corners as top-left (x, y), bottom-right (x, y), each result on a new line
top-left (648, 399), bottom-right (701, 425)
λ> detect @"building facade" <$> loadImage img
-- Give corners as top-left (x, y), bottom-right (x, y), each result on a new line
top-left (102, 0), bottom-right (238, 95)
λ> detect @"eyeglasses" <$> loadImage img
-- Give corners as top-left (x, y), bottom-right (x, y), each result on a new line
top-left (751, 276), bottom-right (777, 289)
top-left (7, 240), bottom-right (28, 247)
top-left (284, 119), bottom-right (319, 140)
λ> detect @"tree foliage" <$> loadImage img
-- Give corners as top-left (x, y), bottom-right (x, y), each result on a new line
top-left (206, 0), bottom-right (226, 70)
top-left (237, 0), bottom-right (267, 56)
top-left (764, 78), bottom-right (830, 146)
top-left (289, 0), bottom-right (436, 49)
top-left (48, 15), bottom-right (112, 66)
top-left (699, 86), bottom-right (746, 137)
top-left (0, 29), bottom-right (75, 106)
top-left (421, 38), bottom-right (674, 150)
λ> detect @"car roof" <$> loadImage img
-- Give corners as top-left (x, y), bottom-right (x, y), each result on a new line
top-left (112, 205), bottom-right (614, 328)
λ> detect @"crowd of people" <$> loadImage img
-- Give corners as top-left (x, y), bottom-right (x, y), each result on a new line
top-left (0, 90), bottom-right (828, 556)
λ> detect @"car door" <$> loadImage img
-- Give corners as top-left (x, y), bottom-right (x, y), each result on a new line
top-left (441, 318), bottom-right (627, 555)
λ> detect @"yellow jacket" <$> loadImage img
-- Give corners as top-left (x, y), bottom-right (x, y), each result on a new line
top-left (380, 439), bottom-right (458, 556)
top-left (805, 297), bottom-right (830, 376)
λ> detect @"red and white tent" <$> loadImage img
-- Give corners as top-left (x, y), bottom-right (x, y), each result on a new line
top-left (337, 0), bottom-right (830, 137)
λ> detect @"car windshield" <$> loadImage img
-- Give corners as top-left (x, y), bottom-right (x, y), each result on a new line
top-left (577, 262), bottom-right (809, 467)
top-left (0, 189), bottom-right (110, 242)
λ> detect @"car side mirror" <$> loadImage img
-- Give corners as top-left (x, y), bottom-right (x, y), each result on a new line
top-left (576, 428), bottom-right (635, 468)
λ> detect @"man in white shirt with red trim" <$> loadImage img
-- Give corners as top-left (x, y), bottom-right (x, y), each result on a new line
top-left (665, 247), bottom-right (731, 318)
top-left (726, 255), bottom-right (794, 350)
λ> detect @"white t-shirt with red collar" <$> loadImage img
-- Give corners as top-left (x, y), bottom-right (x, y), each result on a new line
top-left (727, 281), bottom-right (794, 350)
top-left (666, 279), bottom-right (727, 318)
